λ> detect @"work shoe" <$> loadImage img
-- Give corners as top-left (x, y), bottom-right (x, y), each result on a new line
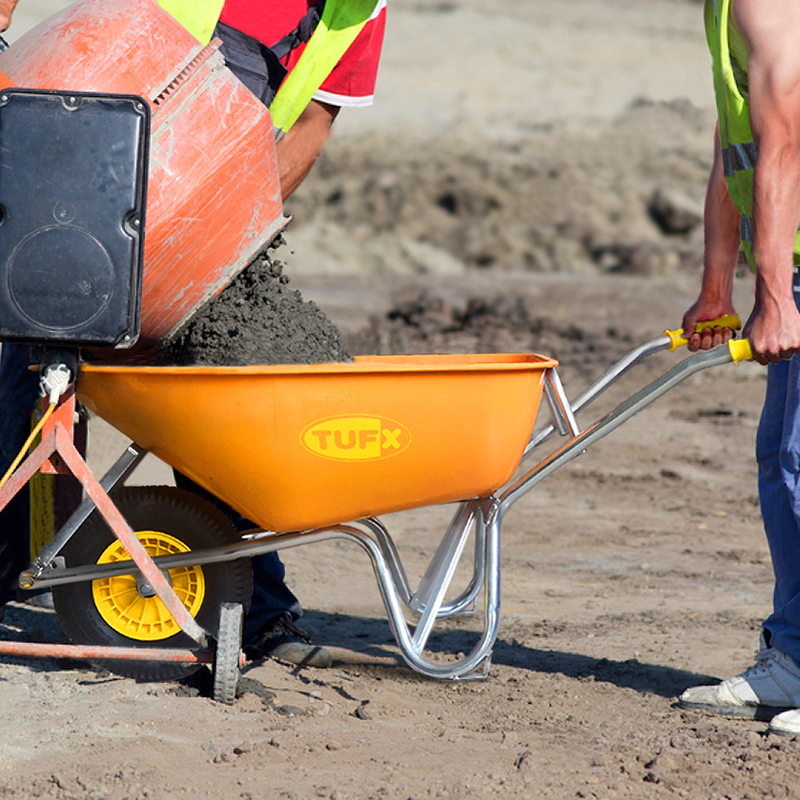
top-left (679, 647), bottom-right (800, 718)
top-left (20, 589), bottom-right (54, 609)
top-left (769, 708), bottom-right (800, 737)
top-left (244, 612), bottom-right (332, 669)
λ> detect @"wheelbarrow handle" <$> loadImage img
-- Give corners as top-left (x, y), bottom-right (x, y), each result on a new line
top-left (728, 338), bottom-right (753, 363)
top-left (503, 335), bottom-right (755, 513)
top-left (524, 321), bottom-right (751, 458)
top-left (663, 314), bottom-right (742, 351)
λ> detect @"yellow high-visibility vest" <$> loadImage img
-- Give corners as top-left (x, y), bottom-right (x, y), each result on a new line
top-left (705, 0), bottom-right (800, 267)
top-left (156, 0), bottom-right (379, 133)
top-left (157, 0), bottom-right (225, 45)
top-left (270, 0), bottom-right (378, 133)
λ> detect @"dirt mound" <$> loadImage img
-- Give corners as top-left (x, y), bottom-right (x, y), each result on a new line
top-left (285, 99), bottom-right (715, 277)
top-left (348, 291), bottom-right (635, 379)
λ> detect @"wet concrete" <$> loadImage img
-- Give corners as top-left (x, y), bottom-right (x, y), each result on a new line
top-left (164, 239), bottom-right (351, 367)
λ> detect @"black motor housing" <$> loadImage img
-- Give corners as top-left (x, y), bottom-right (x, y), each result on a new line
top-left (0, 88), bottom-right (148, 348)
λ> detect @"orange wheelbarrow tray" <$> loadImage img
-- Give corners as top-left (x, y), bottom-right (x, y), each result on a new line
top-left (78, 353), bottom-right (559, 533)
top-left (20, 338), bottom-right (749, 683)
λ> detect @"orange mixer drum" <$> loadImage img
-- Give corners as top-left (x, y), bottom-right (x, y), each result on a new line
top-left (0, 0), bottom-right (287, 348)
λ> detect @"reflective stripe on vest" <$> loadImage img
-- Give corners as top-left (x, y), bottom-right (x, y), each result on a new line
top-left (722, 141), bottom-right (758, 176)
top-left (705, 0), bottom-right (756, 268)
top-left (157, 0), bottom-right (224, 45)
top-left (740, 215), bottom-right (753, 243)
top-left (270, 0), bottom-right (379, 134)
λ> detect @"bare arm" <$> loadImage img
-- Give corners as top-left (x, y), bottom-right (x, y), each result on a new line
top-left (275, 98), bottom-right (339, 200)
top-left (0, 0), bottom-right (18, 31)
top-left (732, 0), bottom-right (800, 364)
top-left (683, 124), bottom-right (742, 350)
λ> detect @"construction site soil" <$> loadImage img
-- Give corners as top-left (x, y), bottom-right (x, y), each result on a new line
top-left (1, 0), bottom-right (796, 799)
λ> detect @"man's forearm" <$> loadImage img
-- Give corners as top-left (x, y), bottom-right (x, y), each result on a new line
top-left (0, 0), bottom-right (18, 31)
top-left (751, 134), bottom-right (800, 307)
top-left (745, 132), bottom-right (800, 361)
top-left (275, 99), bottom-right (339, 200)
top-left (699, 127), bottom-right (742, 305)
top-left (681, 133), bottom-right (741, 349)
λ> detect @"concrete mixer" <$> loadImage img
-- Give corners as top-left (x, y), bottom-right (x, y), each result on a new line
top-left (0, 0), bottom-right (286, 351)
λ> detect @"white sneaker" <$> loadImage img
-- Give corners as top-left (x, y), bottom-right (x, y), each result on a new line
top-left (769, 708), bottom-right (800, 737)
top-left (679, 647), bottom-right (800, 718)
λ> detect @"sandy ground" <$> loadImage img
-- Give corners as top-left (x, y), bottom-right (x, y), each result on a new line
top-left (3, 1), bottom-right (799, 798)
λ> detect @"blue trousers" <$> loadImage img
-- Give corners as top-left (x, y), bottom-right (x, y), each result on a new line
top-left (757, 353), bottom-right (800, 662)
top-left (0, 343), bottom-right (300, 639)
top-left (756, 274), bottom-right (800, 662)
top-left (0, 343), bottom-right (40, 604)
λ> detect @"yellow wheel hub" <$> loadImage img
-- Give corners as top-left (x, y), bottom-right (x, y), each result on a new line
top-left (92, 530), bottom-right (206, 641)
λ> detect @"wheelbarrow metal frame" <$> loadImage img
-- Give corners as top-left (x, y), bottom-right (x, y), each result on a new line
top-left (17, 336), bottom-right (741, 681)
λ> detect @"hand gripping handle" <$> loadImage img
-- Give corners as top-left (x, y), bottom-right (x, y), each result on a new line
top-left (664, 314), bottom-right (741, 351)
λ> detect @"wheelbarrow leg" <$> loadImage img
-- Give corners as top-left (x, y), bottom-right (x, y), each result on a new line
top-left (406, 500), bottom-right (501, 679)
top-left (212, 602), bottom-right (244, 705)
top-left (344, 499), bottom-right (502, 680)
top-left (408, 501), bottom-right (480, 646)
top-left (437, 519), bottom-right (486, 619)
top-left (407, 500), bottom-right (487, 620)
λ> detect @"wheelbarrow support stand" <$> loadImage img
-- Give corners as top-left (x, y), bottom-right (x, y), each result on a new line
top-left (0, 388), bottom-right (211, 654)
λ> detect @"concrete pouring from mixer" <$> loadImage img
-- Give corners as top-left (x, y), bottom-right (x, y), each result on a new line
top-left (164, 242), bottom-right (353, 367)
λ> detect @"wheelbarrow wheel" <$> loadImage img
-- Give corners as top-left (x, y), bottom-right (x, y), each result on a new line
top-left (52, 485), bottom-right (252, 682)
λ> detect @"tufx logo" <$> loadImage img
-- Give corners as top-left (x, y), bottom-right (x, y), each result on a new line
top-left (301, 414), bottom-right (412, 462)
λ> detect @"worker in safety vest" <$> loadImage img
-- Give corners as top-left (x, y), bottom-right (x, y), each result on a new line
top-left (0, 0), bottom-right (386, 670)
top-left (160, 0), bottom-right (386, 198)
top-left (677, 0), bottom-right (800, 736)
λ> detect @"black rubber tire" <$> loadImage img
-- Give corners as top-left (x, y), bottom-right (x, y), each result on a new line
top-left (52, 486), bottom-right (252, 682)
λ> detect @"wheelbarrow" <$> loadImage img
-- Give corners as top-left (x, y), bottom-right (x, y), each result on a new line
top-left (0, 322), bottom-right (752, 695)
top-left (0, 0), bottom-right (755, 698)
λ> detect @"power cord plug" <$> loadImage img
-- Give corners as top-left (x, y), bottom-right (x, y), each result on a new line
top-left (40, 363), bottom-right (74, 405)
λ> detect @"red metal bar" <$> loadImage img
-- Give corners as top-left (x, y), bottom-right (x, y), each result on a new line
top-left (0, 389), bottom-right (209, 650)
top-left (0, 640), bottom-right (214, 663)
top-left (0, 426), bottom-right (55, 513)
top-left (0, 392), bottom-right (76, 513)
top-left (53, 424), bottom-right (209, 648)
top-left (40, 392), bottom-right (75, 474)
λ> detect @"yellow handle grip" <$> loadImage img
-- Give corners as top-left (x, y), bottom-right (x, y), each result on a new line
top-left (664, 314), bottom-right (742, 351)
top-left (728, 338), bottom-right (753, 363)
